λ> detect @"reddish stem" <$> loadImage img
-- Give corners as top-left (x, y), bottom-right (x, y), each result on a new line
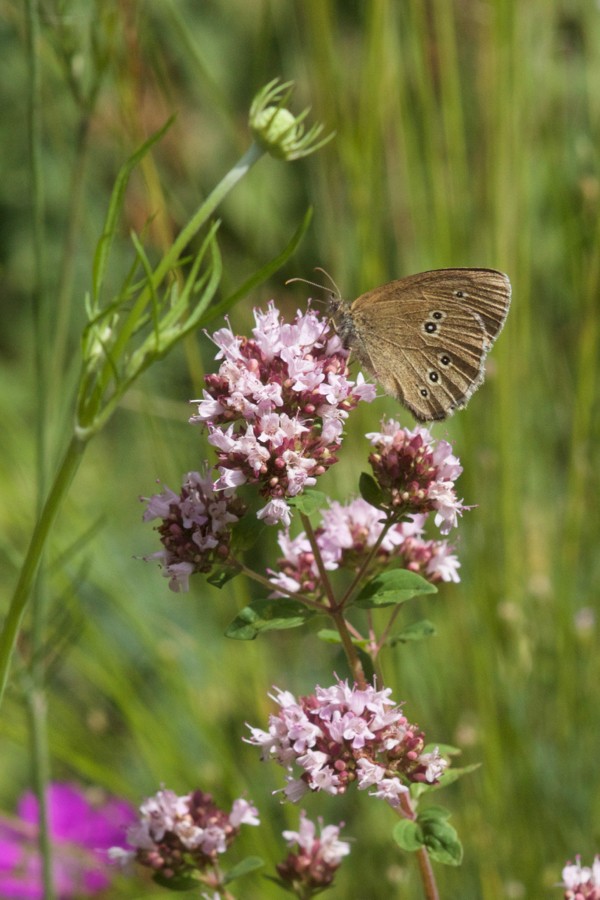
top-left (399, 793), bottom-right (439, 900)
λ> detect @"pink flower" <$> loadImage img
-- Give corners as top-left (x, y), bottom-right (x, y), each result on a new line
top-left (561, 855), bottom-right (600, 899)
top-left (142, 470), bottom-right (247, 592)
top-left (366, 420), bottom-right (465, 534)
top-left (276, 812), bottom-right (349, 892)
top-left (112, 789), bottom-right (259, 882)
top-left (190, 303), bottom-right (375, 523)
top-left (268, 496), bottom-right (460, 598)
top-left (256, 497), bottom-right (293, 527)
top-left (0, 783), bottom-right (135, 899)
top-left (245, 680), bottom-right (447, 809)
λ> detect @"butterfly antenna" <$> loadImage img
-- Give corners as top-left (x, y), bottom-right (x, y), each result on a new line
top-left (285, 268), bottom-right (341, 301)
top-left (313, 267), bottom-right (341, 299)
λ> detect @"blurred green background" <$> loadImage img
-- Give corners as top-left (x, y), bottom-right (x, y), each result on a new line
top-left (2, 1), bottom-right (599, 897)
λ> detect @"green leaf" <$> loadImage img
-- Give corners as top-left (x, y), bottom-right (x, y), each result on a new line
top-left (206, 563), bottom-right (241, 589)
top-left (230, 512), bottom-right (266, 554)
top-left (436, 762), bottom-right (481, 788)
top-left (144, 225), bottom-right (222, 359)
top-left (392, 819), bottom-right (425, 853)
top-left (417, 806), bottom-right (463, 866)
top-left (418, 805), bottom-right (452, 824)
top-left (358, 472), bottom-right (385, 508)
top-left (263, 875), bottom-right (296, 893)
top-left (152, 872), bottom-right (199, 891)
top-left (223, 856), bottom-right (265, 883)
top-left (393, 807), bottom-right (463, 866)
top-left (225, 598), bottom-right (317, 640)
top-left (289, 489), bottom-right (329, 516)
top-left (93, 117), bottom-right (174, 304)
top-left (387, 619), bottom-right (436, 645)
top-left (352, 570), bottom-right (437, 609)
top-left (317, 628), bottom-right (342, 644)
top-left (200, 207), bottom-right (314, 326)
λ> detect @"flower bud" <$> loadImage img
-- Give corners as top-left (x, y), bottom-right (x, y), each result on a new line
top-left (248, 78), bottom-right (333, 161)
top-left (251, 106), bottom-right (299, 159)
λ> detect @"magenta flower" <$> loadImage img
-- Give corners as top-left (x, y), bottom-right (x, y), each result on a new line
top-left (275, 811), bottom-right (350, 894)
top-left (560, 856), bottom-right (600, 899)
top-left (110, 788), bottom-right (259, 883)
top-left (245, 680), bottom-right (447, 808)
top-left (190, 302), bottom-right (375, 525)
top-left (366, 420), bottom-right (465, 534)
top-left (142, 470), bottom-right (247, 592)
top-left (0, 783), bottom-right (135, 899)
top-left (268, 497), bottom-right (460, 598)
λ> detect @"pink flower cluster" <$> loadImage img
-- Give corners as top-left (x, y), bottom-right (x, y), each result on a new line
top-left (190, 303), bottom-right (375, 526)
top-left (142, 471), bottom-right (247, 592)
top-left (246, 680), bottom-right (447, 809)
top-left (367, 420), bottom-right (465, 534)
top-left (110, 789), bottom-right (259, 881)
top-left (561, 856), bottom-right (600, 899)
top-left (276, 811), bottom-right (350, 893)
top-left (269, 497), bottom-right (459, 597)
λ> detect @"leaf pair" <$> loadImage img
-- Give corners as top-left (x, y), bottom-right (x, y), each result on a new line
top-left (226, 569), bottom-right (437, 641)
top-left (393, 806), bottom-right (463, 867)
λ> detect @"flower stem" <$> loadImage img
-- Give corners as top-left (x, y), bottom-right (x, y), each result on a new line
top-left (150, 141), bottom-right (265, 290)
top-left (84, 141), bottom-right (266, 431)
top-left (300, 513), bottom-right (337, 608)
top-left (51, 112), bottom-right (95, 391)
top-left (398, 793), bottom-right (440, 900)
top-left (0, 435), bottom-right (87, 708)
top-left (298, 514), bottom-right (368, 685)
top-left (337, 513), bottom-right (398, 609)
top-left (25, 1), bottom-right (54, 894)
top-left (236, 562), bottom-right (326, 612)
top-left (330, 609), bottom-right (368, 689)
top-left (25, 679), bottom-right (54, 900)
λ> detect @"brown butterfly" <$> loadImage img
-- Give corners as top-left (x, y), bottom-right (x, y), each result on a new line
top-left (326, 268), bottom-right (511, 422)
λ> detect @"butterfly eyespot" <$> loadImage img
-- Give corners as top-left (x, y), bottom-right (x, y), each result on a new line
top-left (454, 290), bottom-right (465, 298)
top-left (420, 388), bottom-right (429, 398)
top-left (424, 321), bottom-right (437, 334)
top-left (431, 311), bottom-right (444, 320)
top-left (440, 354), bottom-right (451, 366)
top-left (428, 370), bottom-right (439, 383)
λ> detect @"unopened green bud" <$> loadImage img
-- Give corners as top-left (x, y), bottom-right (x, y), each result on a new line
top-left (249, 78), bottom-right (333, 161)
top-left (251, 106), bottom-right (299, 159)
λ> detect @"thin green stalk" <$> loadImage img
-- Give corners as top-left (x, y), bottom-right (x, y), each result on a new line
top-left (2, 140), bottom-right (270, 705)
top-left (151, 141), bottom-right (264, 287)
top-left (26, 0), bottom-right (47, 503)
top-left (51, 114), bottom-right (94, 391)
top-left (26, 0), bottom-right (53, 895)
top-left (25, 682), bottom-right (54, 900)
top-left (0, 435), bottom-right (87, 708)
top-left (87, 142), bottom-right (265, 425)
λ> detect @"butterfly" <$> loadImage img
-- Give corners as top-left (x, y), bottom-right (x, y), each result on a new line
top-left (326, 268), bottom-right (511, 421)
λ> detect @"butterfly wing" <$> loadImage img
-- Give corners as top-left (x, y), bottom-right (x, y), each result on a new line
top-left (352, 268), bottom-right (511, 342)
top-left (347, 268), bottom-right (511, 421)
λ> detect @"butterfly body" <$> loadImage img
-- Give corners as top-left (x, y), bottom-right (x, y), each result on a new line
top-left (328, 268), bottom-right (511, 422)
